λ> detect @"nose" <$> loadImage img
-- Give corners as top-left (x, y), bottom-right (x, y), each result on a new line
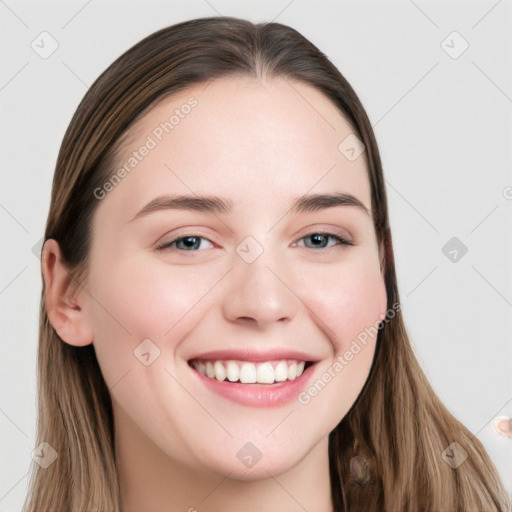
top-left (221, 249), bottom-right (300, 329)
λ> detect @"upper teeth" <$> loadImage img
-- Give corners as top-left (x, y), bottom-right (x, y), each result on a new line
top-left (191, 359), bottom-right (306, 384)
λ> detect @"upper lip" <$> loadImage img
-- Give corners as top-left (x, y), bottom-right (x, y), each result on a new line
top-left (187, 348), bottom-right (320, 363)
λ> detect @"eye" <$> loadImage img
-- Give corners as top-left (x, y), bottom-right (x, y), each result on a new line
top-left (295, 232), bottom-right (353, 250)
top-left (156, 231), bottom-right (352, 252)
top-left (157, 235), bottom-right (214, 251)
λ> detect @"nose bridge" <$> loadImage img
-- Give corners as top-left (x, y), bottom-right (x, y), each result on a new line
top-left (222, 236), bottom-right (299, 326)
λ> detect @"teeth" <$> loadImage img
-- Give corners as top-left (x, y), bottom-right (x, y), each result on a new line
top-left (287, 362), bottom-right (297, 380)
top-left (256, 362), bottom-right (274, 384)
top-left (214, 361), bottom-right (226, 382)
top-left (239, 363), bottom-right (257, 384)
top-left (274, 361), bottom-right (288, 382)
top-left (192, 359), bottom-right (309, 384)
top-left (226, 360), bottom-right (239, 382)
top-left (196, 361), bottom-right (206, 375)
top-left (205, 361), bottom-right (215, 379)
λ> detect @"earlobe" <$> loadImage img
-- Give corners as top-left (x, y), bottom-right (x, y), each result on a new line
top-left (41, 239), bottom-right (93, 347)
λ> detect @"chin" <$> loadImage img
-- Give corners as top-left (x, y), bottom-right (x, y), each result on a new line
top-left (191, 441), bottom-right (306, 481)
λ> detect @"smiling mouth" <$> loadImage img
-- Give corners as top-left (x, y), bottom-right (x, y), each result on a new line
top-left (189, 359), bottom-right (313, 385)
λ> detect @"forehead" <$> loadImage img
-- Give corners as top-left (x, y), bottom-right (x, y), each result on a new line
top-left (96, 76), bottom-right (371, 222)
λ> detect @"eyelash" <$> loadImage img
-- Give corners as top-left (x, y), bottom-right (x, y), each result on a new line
top-left (156, 231), bottom-right (354, 252)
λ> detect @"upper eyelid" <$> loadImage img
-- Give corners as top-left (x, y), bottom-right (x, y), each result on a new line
top-left (293, 232), bottom-right (353, 247)
top-left (160, 223), bottom-right (353, 241)
top-left (294, 227), bottom-right (353, 241)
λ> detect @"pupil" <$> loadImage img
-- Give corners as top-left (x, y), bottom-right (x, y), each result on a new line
top-left (182, 237), bottom-right (199, 249)
top-left (311, 234), bottom-right (326, 247)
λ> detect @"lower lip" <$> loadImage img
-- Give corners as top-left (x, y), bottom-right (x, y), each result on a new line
top-left (189, 363), bottom-right (316, 408)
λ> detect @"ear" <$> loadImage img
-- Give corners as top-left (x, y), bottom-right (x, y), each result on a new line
top-left (41, 239), bottom-right (93, 347)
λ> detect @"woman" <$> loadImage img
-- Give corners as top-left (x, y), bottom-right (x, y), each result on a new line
top-left (25, 16), bottom-right (510, 512)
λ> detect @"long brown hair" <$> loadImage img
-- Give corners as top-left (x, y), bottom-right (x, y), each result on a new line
top-left (25, 17), bottom-right (511, 511)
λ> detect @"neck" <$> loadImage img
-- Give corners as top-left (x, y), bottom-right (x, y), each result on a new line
top-left (114, 404), bottom-right (334, 512)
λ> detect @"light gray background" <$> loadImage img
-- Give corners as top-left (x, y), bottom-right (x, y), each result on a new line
top-left (1, 1), bottom-right (511, 509)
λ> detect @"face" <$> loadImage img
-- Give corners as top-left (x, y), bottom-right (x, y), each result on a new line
top-left (81, 76), bottom-right (387, 479)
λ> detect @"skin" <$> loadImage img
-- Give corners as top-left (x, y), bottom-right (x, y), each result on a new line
top-left (42, 76), bottom-right (387, 511)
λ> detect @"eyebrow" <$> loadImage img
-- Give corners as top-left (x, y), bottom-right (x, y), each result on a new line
top-left (129, 192), bottom-right (370, 222)
top-left (291, 192), bottom-right (370, 216)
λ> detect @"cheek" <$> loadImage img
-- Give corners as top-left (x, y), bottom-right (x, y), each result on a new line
top-left (299, 257), bottom-right (385, 353)
top-left (294, 258), bottom-right (384, 423)
top-left (89, 254), bottom-right (221, 331)
top-left (85, 254), bottom-right (223, 386)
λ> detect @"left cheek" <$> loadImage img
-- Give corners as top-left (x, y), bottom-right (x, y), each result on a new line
top-left (300, 261), bottom-right (382, 352)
